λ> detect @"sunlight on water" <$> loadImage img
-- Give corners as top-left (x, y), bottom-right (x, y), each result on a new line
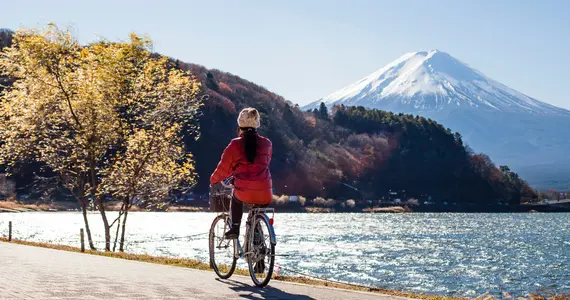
top-left (1, 212), bottom-right (569, 297)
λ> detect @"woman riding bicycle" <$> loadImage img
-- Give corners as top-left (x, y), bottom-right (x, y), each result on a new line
top-left (210, 107), bottom-right (273, 239)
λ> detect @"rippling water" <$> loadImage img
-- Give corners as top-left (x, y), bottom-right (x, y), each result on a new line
top-left (1, 212), bottom-right (569, 297)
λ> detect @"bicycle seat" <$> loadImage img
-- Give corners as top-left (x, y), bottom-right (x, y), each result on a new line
top-left (247, 204), bottom-right (269, 209)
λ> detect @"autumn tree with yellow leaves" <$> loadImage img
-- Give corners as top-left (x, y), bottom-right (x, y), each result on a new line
top-left (0, 24), bottom-right (201, 251)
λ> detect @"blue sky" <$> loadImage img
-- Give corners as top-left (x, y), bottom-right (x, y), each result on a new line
top-left (3, 0), bottom-right (570, 109)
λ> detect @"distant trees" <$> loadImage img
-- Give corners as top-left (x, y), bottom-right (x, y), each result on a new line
top-left (540, 189), bottom-right (568, 201)
top-left (330, 105), bottom-right (536, 204)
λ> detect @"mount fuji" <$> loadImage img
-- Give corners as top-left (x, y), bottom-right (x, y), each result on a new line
top-left (306, 50), bottom-right (570, 189)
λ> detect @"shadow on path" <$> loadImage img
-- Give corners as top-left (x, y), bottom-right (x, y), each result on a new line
top-left (216, 278), bottom-right (316, 300)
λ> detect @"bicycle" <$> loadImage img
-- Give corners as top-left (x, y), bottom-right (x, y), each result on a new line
top-left (208, 176), bottom-right (277, 287)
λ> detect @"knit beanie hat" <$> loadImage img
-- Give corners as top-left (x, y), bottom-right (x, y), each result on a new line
top-left (237, 107), bottom-right (261, 128)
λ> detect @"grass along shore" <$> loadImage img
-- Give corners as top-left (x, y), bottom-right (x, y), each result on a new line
top-left (0, 200), bottom-right (412, 214)
top-left (0, 200), bottom-right (74, 212)
top-left (0, 238), bottom-right (568, 300)
top-left (0, 200), bottom-right (208, 213)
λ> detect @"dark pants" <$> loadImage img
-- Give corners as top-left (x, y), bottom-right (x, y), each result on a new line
top-left (230, 195), bottom-right (269, 228)
top-left (230, 195), bottom-right (243, 227)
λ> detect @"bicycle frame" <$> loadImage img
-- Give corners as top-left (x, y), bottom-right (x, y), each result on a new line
top-left (225, 207), bottom-right (277, 260)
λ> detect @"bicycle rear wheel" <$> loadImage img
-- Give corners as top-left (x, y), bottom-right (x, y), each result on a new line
top-left (247, 214), bottom-right (275, 287)
top-left (209, 214), bottom-right (237, 279)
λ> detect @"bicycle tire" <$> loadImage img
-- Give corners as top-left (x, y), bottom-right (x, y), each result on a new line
top-left (247, 214), bottom-right (275, 287)
top-left (209, 214), bottom-right (237, 279)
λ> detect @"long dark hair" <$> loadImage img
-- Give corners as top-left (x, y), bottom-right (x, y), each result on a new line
top-left (239, 127), bottom-right (257, 163)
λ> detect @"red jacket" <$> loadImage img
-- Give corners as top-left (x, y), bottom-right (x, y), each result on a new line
top-left (210, 133), bottom-right (273, 204)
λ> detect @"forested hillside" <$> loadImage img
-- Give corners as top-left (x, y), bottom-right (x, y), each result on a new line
top-left (178, 62), bottom-right (536, 204)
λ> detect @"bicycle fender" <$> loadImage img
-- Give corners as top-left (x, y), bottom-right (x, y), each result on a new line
top-left (260, 214), bottom-right (277, 245)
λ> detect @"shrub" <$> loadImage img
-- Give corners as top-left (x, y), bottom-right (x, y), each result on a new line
top-left (299, 196), bottom-right (307, 206)
top-left (277, 195), bottom-right (289, 205)
top-left (312, 197), bottom-right (326, 207)
top-left (406, 199), bottom-right (420, 206)
top-left (272, 195), bottom-right (292, 206)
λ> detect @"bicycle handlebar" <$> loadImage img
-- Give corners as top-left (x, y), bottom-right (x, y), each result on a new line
top-left (221, 175), bottom-right (234, 188)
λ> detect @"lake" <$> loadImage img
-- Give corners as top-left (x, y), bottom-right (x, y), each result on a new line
top-left (1, 212), bottom-right (569, 297)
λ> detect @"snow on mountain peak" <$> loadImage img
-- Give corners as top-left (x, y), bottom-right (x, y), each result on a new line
top-left (311, 50), bottom-right (569, 115)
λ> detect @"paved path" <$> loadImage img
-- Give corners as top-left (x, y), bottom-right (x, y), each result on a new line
top-left (0, 242), bottom-right (410, 300)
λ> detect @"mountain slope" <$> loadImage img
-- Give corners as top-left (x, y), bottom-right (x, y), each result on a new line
top-left (308, 50), bottom-right (570, 189)
top-left (308, 50), bottom-right (570, 116)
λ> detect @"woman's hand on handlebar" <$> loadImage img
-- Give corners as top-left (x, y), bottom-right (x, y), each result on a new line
top-left (221, 176), bottom-right (234, 188)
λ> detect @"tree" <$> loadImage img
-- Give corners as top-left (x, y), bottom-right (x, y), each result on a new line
top-left (205, 71), bottom-right (219, 92)
top-left (319, 102), bottom-right (329, 120)
top-left (453, 132), bottom-right (463, 146)
top-left (312, 108), bottom-right (319, 117)
top-left (0, 29), bottom-right (13, 49)
top-left (0, 24), bottom-right (201, 251)
top-left (499, 165), bottom-right (528, 205)
top-left (283, 103), bottom-right (294, 123)
top-left (0, 173), bottom-right (16, 199)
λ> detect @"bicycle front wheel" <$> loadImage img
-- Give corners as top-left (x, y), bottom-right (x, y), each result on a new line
top-left (247, 215), bottom-right (275, 287)
top-left (209, 214), bottom-right (237, 279)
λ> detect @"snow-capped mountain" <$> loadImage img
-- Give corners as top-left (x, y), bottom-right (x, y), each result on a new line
top-left (308, 50), bottom-right (569, 116)
top-left (306, 50), bottom-right (570, 189)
